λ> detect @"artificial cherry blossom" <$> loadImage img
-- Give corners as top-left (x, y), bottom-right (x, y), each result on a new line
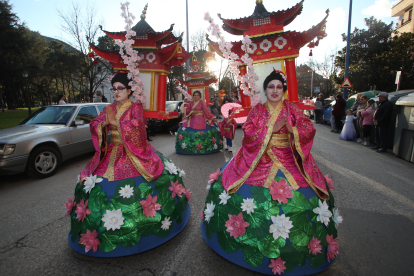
top-left (140, 194), bottom-right (161, 218)
top-left (269, 257), bottom-right (286, 275)
top-left (308, 237), bottom-right (323, 255)
top-left (65, 196), bottom-right (76, 216)
top-left (326, 234), bottom-right (340, 262)
top-left (169, 180), bottom-right (185, 198)
top-left (75, 199), bottom-right (92, 222)
top-left (269, 178), bottom-right (294, 204)
top-left (79, 229), bottom-right (100, 253)
top-left (225, 213), bottom-right (250, 239)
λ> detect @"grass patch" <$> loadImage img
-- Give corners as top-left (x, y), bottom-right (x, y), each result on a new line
top-left (0, 108), bottom-right (40, 130)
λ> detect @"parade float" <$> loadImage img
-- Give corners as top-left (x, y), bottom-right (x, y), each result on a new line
top-left (175, 52), bottom-right (224, 155)
top-left (88, 4), bottom-right (191, 119)
top-left (205, 0), bottom-right (328, 116)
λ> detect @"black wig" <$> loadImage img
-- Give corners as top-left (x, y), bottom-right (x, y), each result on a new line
top-left (111, 72), bottom-right (132, 89)
top-left (263, 70), bottom-right (287, 92)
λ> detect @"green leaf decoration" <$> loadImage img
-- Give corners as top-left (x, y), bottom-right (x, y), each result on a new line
top-left (236, 229), bottom-right (259, 248)
top-left (161, 194), bottom-right (176, 216)
top-left (240, 244), bottom-right (263, 267)
top-left (263, 188), bottom-right (272, 201)
top-left (222, 193), bottom-right (244, 215)
top-left (312, 223), bottom-right (328, 247)
top-left (267, 203), bottom-right (280, 220)
top-left (250, 220), bottom-right (271, 239)
top-left (117, 201), bottom-right (143, 223)
top-left (139, 183), bottom-right (154, 198)
top-left (206, 220), bottom-right (215, 239)
top-left (74, 184), bottom-right (89, 203)
top-left (113, 179), bottom-right (140, 205)
top-left (326, 220), bottom-right (338, 239)
top-left (135, 212), bottom-right (162, 236)
top-left (118, 227), bottom-right (141, 248)
top-left (98, 233), bottom-right (118, 252)
top-left (188, 132), bottom-right (195, 140)
top-left (258, 235), bottom-right (286, 258)
top-left (292, 244), bottom-right (313, 260)
top-left (171, 196), bottom-right (187, 223)
top-left (217, 230), bottom-right (240, 253)
top-left (88, 189), bottom-right (108, 213)
top-left (210, 204), bottom-right (227, 232)
top-left (70, 216), bottom-right (82, 242)
top-left (288, 212), bottom-right (312, 246)
top-left (200, 148), bottom-right (206, 153)
top-left (250, 186), bottom-right (267, 204)
top-left (155, 215), bottom-right (174, 238)
top-left (280, 244), bottom-right (304, 273)
top-left (243, 209), bottom-right (267, 229)
top-left (310, 253), bottom-right (325, 268)
top-left (281, 191), bottom-right (311, 216)
top-left (308, 197), bottom-right (319, 223)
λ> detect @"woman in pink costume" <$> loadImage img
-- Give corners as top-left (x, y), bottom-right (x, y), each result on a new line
top-left (176, 91), bottom-right (223, 154)
top-left (201, 70), bottom-right (341, 275)
top-left (67, 73), bottom-right (191, 257)
top-left (219, 108), bottom-right (238, 152)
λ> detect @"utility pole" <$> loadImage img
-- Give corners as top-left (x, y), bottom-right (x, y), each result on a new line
top-left (343, 0), bottom-right (353, 99)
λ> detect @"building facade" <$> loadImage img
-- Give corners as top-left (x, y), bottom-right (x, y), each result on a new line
top-left (392, 0), bottom-right (414, 34)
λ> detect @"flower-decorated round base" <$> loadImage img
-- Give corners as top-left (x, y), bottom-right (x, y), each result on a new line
top-left (175, 124), bottom-right (223, 155)
top-left (67, 153), bottom-right (191, 257)
top-left (200, 162), bottom-right (339, 275)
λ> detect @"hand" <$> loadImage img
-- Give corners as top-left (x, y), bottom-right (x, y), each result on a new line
top-left (213, 118), bottom-right (218, 123)
top-left (106, 107), bottom-right (116, 126)
top-left (272, 116), bottom-right (287, 133)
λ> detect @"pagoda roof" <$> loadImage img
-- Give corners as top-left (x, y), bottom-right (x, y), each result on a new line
top-left (100, 22), bottom-right (179, 46)
top-left (184, 72), bottom-right (211, 79)
top-left (206, 10), bottom-right (329, 60)
top-left (219, 0), bottom-right (304, 37)
top-left (178, 75), bottom-right (218, 87)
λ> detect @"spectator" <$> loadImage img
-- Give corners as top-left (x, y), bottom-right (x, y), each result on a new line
top-left (351, 94), bottom-right (361, 113)
top-left (102, 94), bottom-right (108, 102)
top-left (371, 92), bottom-right (393, 153)
top-left (94, 91), bottom-right (103, 102)
top-left (331, 94), bottom-right (346, 133)
top-left (58, 95), bottom-right (66, 105)
top-left (314, 98), bottom-right (323, 123)
top-left (355, 95), bottom-right (368, 142)
top-left (361, 99), bottom-right (375, 146)
top-left (329, 94), bottom-right (335, 100)
top-left (222, 95), bottom-right (233, 105)
top-left (233, 95), bottom-right (241, 105)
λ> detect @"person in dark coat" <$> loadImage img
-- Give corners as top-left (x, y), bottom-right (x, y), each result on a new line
top-left (332, 94), bottom-right (346, 133)
top-left (371, 92), bottom-right (393, 153)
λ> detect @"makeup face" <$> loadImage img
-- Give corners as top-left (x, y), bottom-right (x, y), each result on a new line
top-left (265, 80), bottom-right (284, 103)
top-left (112, 82), bottom-right (130, 103)
top-left (193, 93), bottom-right (201, 101)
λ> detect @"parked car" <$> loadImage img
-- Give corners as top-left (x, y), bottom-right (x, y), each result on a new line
top-left (0, 103), bottom-right (110, 178)
top-left (149, 100), bottom-right (184, 132)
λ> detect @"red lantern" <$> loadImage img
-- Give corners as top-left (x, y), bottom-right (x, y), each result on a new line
top-left (315, 38), bottom-right (320, 47)
top-left (307, 42), bottom-right (315, 48)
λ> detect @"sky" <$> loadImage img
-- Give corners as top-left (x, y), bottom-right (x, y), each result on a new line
top-left (9, 0), bottom-right (399, 67)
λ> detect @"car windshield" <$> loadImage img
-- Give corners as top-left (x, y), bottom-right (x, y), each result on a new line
top-left (165, 102), bottom-right (178, 111)
top-left (20, 106), bottom-right (77, 125)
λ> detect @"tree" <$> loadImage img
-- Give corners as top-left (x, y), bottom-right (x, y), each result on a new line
top-left (306, 52), bottom-right (339, 99)
top-left (97, 35), bottom-right (119, 51)
top-left (334, 17), bottom-right (414, 92)
top-left (190, 28), bottom-right (208, 51)
top-left (57, 2), bottom-right (111, 102)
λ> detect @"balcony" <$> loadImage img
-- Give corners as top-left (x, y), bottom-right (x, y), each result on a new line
top-left (396, 19), bottom-right (412, 30)
top-left (392, 0), bottom-right (404, 9)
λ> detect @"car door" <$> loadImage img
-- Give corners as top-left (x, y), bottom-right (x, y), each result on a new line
top-left (69, 106), bottom-right (98, 155)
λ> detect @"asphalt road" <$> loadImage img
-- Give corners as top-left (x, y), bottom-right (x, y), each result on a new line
top-left (1, 122), bottom-right (414, 276)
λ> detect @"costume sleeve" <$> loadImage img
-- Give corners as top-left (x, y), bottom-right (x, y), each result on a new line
top-left (202, 101), bottom-right (216, 124)
top-left (289, 103), bottom-right (316, 159)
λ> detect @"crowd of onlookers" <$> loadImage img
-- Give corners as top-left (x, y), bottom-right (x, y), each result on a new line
top-left (310, 92), bottom-right (393, 153)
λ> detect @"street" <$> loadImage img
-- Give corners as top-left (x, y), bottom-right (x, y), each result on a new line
top-left (1, 122), bottom-right (414, 276)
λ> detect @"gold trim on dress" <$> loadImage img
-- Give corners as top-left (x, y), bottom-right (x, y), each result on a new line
top-left (227, 101), bottom-right (283, 193)
top-left (292, 126), bottom-right (329, 199)
top-left (115, 99), bottom-right (155, 182)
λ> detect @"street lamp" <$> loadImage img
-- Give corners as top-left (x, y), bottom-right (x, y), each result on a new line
top-left (22, 70), bottom-right (32, 115)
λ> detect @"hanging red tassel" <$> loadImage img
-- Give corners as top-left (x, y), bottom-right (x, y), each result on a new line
top-left (309, 49), bottom-right (313, 56)
top-left (315, 39), bottom-right (319, 46)
top-left (93, 59), bottom-right (98, 64)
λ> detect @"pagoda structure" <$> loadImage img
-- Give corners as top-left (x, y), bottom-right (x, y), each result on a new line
top-left (177, 53), bottom-right (218, 103)
top-left (89, 4), bottom-right (191, 119)
top-left (206, 0), bottom-right (328, 113)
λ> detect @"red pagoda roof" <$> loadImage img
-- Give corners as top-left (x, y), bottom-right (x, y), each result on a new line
top-left (100, 19), bottom-right (180, 50)
top-left (218, 0), bottom-right (304, 38)
top-left (184, 72), bottom-right (211, 79)
top-left (206, 10), bottom-right (328, 61)
top-left (178, 76), bottom-right (218, 87)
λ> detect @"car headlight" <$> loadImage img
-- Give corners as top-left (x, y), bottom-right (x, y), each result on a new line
top-left (0, 144), bottom-right (16, 155)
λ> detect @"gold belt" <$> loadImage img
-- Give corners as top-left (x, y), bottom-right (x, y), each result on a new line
top-left (193, 111), bottom-right (204, 115)
top-left (267, 134), bottom-right (290, 149)
top-left (110, 127), bottom-right (123, 145)
top-left (224, 128), bottom-right (231, 131)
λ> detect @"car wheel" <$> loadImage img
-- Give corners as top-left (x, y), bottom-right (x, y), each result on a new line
top-left (26, 146), bottom-right (61, 178)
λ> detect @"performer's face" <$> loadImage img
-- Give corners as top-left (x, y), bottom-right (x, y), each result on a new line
top-left (193, 93), bottom-right (201, 101)
top-left (112, 82), bottom-right (130, 103)
top-left (265, 80), bottom-right (284, 103)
